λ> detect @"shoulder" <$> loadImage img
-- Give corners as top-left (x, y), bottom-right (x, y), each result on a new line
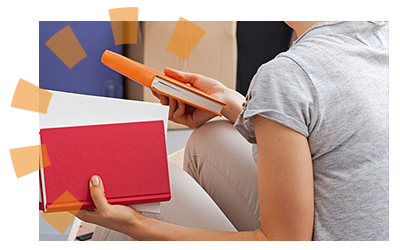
top-left (249, 54), bottom-right (315, 98)
top-left (252, 55), bottom-right (309, 86)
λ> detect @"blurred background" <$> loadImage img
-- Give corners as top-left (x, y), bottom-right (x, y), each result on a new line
top-left (39, 21), bottom-right (295, 241)
top-left (40, 21), bottom-right (295, 129)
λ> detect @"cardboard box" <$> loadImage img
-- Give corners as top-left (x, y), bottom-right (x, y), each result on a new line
top-left (124, 22), bottom-right (144, 101)
top-left (125, 21), bottom-right (237, 129)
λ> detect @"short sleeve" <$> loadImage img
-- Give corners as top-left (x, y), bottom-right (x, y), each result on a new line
top-left (234, 56), bottom-right (319, 143)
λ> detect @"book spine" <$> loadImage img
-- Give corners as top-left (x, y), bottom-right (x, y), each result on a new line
top-left (39, 166), bottom-right (45, 211)
top-left (45, 193), bottom-right (171, 213)
top-left (101, 50), bottom-right (155, 88)
top-left (107, 193), bottom-right (172, 207)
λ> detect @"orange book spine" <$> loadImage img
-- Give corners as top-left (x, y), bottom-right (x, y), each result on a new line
top-left (101, 50), bottom-right (158, 87)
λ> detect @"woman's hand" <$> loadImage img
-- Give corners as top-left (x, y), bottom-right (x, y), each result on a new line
top-left (76, 176), bottom-right (143, 236)
top-left (75, 174), bottom-right (256, 241)
top-left (153, 68), bottom-right (245, 128)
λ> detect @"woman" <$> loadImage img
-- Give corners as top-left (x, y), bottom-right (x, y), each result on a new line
top-left (77, 21), bottom-right (389, 240)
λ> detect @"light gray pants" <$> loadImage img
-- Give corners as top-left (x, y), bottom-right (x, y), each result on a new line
top-left (93, 120), bottom-right (260, 240)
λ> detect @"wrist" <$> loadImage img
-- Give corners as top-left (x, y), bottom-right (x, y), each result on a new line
top-left (126, 212), bottom-right (167, 241)
top-left (124, 211), bottom-right (147, 239)
top-left (221, 88), bottom-right (245, 123)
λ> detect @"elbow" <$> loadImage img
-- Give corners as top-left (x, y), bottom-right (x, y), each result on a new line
top-left (252, 228), bottom-right (313, 241)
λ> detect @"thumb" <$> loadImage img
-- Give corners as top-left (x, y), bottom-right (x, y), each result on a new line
top-left (89, 175), bottom-right (110, 212)
top-left (164, 67), bottom-right (201, 85)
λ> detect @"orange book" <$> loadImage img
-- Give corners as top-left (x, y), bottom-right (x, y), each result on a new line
top-left (101, 50), bottom-right (226, 116)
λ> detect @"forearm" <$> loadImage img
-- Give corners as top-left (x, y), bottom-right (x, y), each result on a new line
top-left (128, 214), bottom-right (267, 241)
top-left (221, 88), bottom-right (245, 124)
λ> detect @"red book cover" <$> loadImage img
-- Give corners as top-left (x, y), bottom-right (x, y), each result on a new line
top-left (39, 121), bottom-right (171, 212)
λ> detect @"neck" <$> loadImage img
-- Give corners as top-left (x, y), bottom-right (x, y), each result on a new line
top-left (290, 21), bottom-right (324, 37)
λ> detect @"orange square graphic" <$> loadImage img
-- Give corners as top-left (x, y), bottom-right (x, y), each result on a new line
top-left (41, 191), bottom-right (83, 234)
top-left (10, 144), bottom-right (50, 178)
top-left (167, 17), bottom-right (206, 60)
top-left (39, 144), bottom-right (51, 170)
top-left (108, 7), bottom-right (138, 21)
top-left (11, 79), bottom-right (53, 114)
top-left (45, 25), bottom-right (87, 69)
top-left (109, 21), bottom-right (139, 45)
top-left (39, 88), bottom-right (52, 114)
top-left (10, 78), bottom-right (39, 113)
top-left (109, 7), bottom-right (139, 45)
top-left (40, 211), bottom-right (78, 235)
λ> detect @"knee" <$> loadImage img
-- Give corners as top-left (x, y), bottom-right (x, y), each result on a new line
top-left (184, 120), bottom-right (234, 171)
top-left (185, 120), bottom-right (233, 154)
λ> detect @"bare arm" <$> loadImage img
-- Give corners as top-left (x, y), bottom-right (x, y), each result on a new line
top-left (78, 115), bottom-right (314, 240)
top-left (252, 115), bottom-right (314, 240)
top-left (133, 115), bottom-right (314, 240)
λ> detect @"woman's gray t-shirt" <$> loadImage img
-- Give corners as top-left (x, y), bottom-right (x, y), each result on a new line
top-left (234, 21), bottom-right (388, 241)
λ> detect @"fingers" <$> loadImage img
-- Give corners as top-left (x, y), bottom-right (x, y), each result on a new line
top-left (89, 176), bottom-right (112, 216)
top-left (151, 91), bottom-right (160, 99)
top-left (167, 98), bottom-right (189, 125)
top-left (152, 91), bottom-right (170, 107)
top-left (161, 96), bottom-right (188, 125)
top-left (158, 93), bottom-right (169, 106)
top-left (168, 98), bottom-right (178, 121)
top-left (173, 100), bottom-right (186, 122)
top-left (76, 209), bottom-right (98, 223)
top-left (76, 176), bottom-right (111, 224)
top-left (164, 67), bottom-right (200, 85)
top-left (151, 91), bottom-right (169, 106)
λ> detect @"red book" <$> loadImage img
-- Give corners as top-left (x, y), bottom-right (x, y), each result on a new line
top-left (39, 121), bottom-right (171, 212)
